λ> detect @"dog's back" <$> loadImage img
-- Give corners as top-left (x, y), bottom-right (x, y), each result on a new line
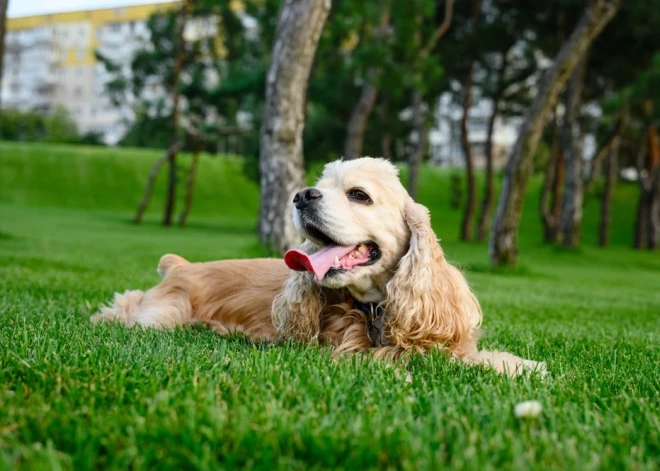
top-left (92, 255), bottom-right (289, 341)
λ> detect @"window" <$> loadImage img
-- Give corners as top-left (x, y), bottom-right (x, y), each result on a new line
top-left (77, 49), bottom-right (86, 60)
top-left (61, 49), bottom-right (68, 60)
top-left (470, 117), bottom-right (488, 133)
top-left (109, 23), bottom-right (121, 33)
top-left (74, 87), bottom-right (83, 97)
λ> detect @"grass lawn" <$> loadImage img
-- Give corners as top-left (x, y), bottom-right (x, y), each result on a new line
top-left (0, 141), bottom-right (659, 470)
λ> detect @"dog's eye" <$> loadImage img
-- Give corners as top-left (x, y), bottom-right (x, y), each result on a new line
top-left (347, 188), bottom-right (372, 204)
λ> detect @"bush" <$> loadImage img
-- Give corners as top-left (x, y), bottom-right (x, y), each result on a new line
top-left (0, 106), bottom-right (82, 144)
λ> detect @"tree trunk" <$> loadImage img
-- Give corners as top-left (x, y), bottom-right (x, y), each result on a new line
top-left (476, 50), bottom-right (508, 242)
top-left (259, 0), bottom-right (331, 254)
top-left (540, 113), bottom-right (563, 242)
top-left (344, 78), bottom-right (379, 160)
top-left (646, 124), bottom-right (660, 249)
top-left (178, 135), bottom-right (201, 228)
top-left (584, 112), bottom-right (627, 194)
top-left (382, 133), bottom-right (393, 161)
top-left (540, 8), bottom-right (566, 244)
top-left (598, 136), bottom-right (619, 247)
top-left (343, 7), bottom-right (390, 160)
top-left (489, 0), bottom-right (620, 266)
top-left (460, 65), bottom-right (476, 242)
top-left (162, 0), bottom-right (190, 227)
top-left (0, 0), bottom-right (8, 111)
top-left (134, 142), bottom-right (185, 224)
top-left (405, 0), bottom-right (455, 199)
top-left (458, 0), bottom-right (480, 241)
top-left (407, 90), bottom-right (426, 200)
top-left (558, 58), bottom-right (587, 248)
top-left (649, 166), bottom-right (660, 250)
top-left (552, 154), bottom-right (565, 239)
top-left (634, 132), bottom-right (650, 249)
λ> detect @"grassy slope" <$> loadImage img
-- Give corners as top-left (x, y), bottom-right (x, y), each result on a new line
top-left (0, 141), bottom-right (658, 470)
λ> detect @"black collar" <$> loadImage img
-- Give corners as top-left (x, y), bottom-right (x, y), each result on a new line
top-left (352, 300), bottom-right (390, 347)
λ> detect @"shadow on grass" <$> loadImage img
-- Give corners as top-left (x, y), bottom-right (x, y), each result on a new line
top-left (0, 231), bottom-right (20, 241)
top-left (462, 262), bottom-right (537, 277)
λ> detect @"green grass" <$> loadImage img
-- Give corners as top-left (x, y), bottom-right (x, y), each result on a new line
top-left (0, 141), bottom-right (659, 470)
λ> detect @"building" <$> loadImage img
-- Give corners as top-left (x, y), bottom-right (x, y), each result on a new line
top-left (1, 2), bottom-right (179, 144)
top-left (428, 93), bottom-right (519, 170)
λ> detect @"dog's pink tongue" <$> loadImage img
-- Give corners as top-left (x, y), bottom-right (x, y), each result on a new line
top-left (284, 244), bottom-right (356, 281)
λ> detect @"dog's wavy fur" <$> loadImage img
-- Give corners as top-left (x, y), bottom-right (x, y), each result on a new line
top-left (93, 158), bottom-right (545, 376)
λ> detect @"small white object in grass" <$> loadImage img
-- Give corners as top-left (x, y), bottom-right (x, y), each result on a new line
top-left (405, 373), bottom-right (413, 384)
top-left (514, 400), bottom-right (543, 418)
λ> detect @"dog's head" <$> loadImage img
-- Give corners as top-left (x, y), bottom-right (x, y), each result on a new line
top-left (285, 158), bottom-right (410, 301)
top-left (273, 157), bottom-right (482, 350)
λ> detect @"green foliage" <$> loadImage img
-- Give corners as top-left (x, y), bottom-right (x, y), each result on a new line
top-left (97, 1), bottom-right (267, 154)
top-left (119, 107), bottom-right (176, 149)
top-left (0, 106), bottom-right (80, 144)
top-left (533, 140), bottom-right (552, 174)
top-left (1, 142), bottom-right (659, 469)
top-left (78, 131), bottom-right (106, 146)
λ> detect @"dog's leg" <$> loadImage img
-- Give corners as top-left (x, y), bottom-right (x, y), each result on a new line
top-left (467, 349), bottom-right (547, 377)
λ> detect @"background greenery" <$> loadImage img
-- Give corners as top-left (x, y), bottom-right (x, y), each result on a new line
top-left (0, 142), bottom-right (658, 470)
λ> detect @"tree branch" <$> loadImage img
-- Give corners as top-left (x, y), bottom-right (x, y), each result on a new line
top-left (420, 0), bottom-right (455, 58)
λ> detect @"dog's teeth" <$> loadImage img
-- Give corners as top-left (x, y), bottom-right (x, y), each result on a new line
top-left (334, 256), bottom-right (340, 266)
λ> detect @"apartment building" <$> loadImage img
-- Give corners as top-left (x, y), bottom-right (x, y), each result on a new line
top-left (1, 2), bottom-right (179, 144)
top-left (428, 93), bottom-right (518, 170)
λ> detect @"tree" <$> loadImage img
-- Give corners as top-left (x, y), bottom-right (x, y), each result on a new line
top-left (475, 46), bottom-right (510, 241)
top-left (0, 0), bottom-right (7, 111)
top-left (634, 106), bottom-right (660, 250)
top-left (406, 0), bottom-right (455, 199)
top-left (258, 0), bottom-right (332, 254)
top-left (598, 125), bottom-right (622, 247)
top-left (458, 0), bottom-right (480, 242)
top-left (489, 0), bottom-right (620, 266)
top-left (557, 58), bottom-right (588, 247)
top-left (439, 0), bottom-right (535, 242)
top-left (343, 4), bottom-right (391, 160)
top-left (539, 114), bottom-right (564, 242)
top-left (552, 0), bottom-right (660, 248)
top-left (98, 0), bottom-right (255, 225)
top-left (178, 134), bottom-right (202, 227)
top-left (162, 0), bottom-right (190, 226)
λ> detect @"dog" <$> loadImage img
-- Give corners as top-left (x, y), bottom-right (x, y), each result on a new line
top-left (92, 157), bottom-right (545, 376)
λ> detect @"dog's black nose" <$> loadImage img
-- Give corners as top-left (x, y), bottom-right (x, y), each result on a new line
top-left (293, 188), bottom-right (322, 210)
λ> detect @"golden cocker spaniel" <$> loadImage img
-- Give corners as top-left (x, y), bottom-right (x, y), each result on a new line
top-left (92, 157), bottom-right (545, 376)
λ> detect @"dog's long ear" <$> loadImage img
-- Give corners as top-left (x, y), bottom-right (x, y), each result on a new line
top-left (272, 240), bottom-right (327, 342)
top-left (384, 199), bottom-right (482, 351)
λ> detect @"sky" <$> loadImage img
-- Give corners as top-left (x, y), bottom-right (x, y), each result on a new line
top-left (8, 0), bottom-right (173, 18)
